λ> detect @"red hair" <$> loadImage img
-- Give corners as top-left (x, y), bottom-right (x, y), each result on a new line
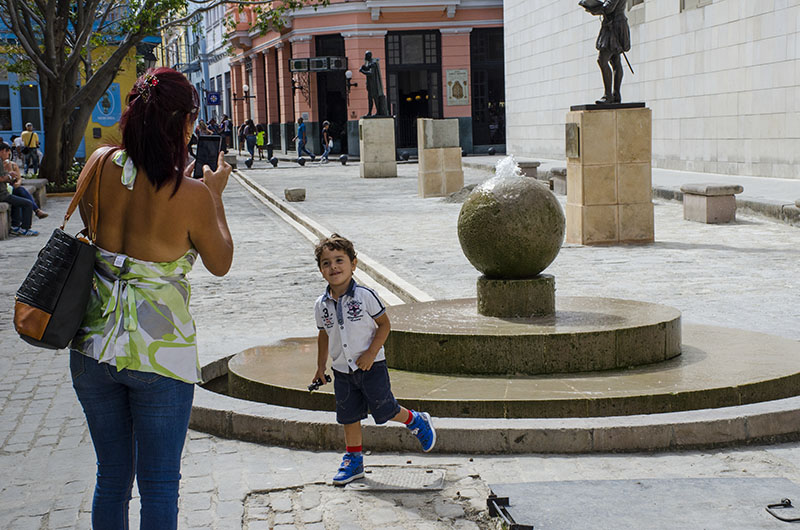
top-left (119, 68), bottom-right (198, 194)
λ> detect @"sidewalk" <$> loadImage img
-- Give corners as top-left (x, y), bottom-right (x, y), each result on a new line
top-left (1, 157), bottom-right (799, 529)
top-left (461, 155), bottom-right (800, 225)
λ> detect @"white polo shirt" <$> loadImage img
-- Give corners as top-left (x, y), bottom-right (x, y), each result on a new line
top-left (315, 279), bottom-right (386, 373)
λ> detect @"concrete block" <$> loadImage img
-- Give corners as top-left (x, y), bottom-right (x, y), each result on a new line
top-left (359, 118), bottom-right (396, 178)
top-left (418, 118), bottom-right (460, 149)
top-left (284, 188), bottom-right (306, 202)
top-left (683, 192), bottom-right (738, 223)
top-left (582, 165), bottom-right (616, 205)
top-left (616, 107), bottom-right (652, 164)
top-left (551, 173), bottom-right (567, 195)
top-left (24, 178), bottom-right (48, 206)
top-left (360, 161), bottom-right (397, 178)
top-left (580, 110), bottom-right (616, 166)
top-left (224, 154), bottom-right (238, 169)
top-left (619, 202), bottom-right (655, 242)
top-left (518, 160), bottom-right (541, 178)
top-left (617, 163), bottom-right (652, 204)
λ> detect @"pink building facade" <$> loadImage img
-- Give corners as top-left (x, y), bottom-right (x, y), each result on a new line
top-left (228, 0), bottom-right (504, 157)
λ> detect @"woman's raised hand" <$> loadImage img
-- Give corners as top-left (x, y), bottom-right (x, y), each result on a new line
top-left (202, 151), bottom-right (232, 196)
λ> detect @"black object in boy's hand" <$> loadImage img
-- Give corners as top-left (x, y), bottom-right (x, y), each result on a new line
top-left (308, 373), bottom-right (332, 392)
top-left (192, 135), bottom-right (223, 178)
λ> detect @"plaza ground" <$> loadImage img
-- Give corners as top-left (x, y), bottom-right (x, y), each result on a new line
top-left (1, 157), bottom-right (799, 528)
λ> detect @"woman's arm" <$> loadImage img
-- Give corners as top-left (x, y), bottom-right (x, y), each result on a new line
top-left (187, 151), bottom-right (234, 276)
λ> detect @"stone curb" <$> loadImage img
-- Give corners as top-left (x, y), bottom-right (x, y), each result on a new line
top-left (190, 359), bottom-right (800, 454)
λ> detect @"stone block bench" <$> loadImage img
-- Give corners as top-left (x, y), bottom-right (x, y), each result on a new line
top-left (0, 201), bottom-right (9, 240)
top-left (23, 178), bottom-right (48, 207)
top-left (517, 160), bottom-right (541, 179)
top-left (680, 183), bottom-right (744, 224)
top-left (548, 167), bottom-right (567, 195)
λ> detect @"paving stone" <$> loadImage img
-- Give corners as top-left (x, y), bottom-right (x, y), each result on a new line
top-left (300, 488), bottom-right (321, 509)
top-left (301, 508), bottom-right (323, 523)
top-left (274, 511), bottom-right (294, 524)
top-left (433, 500), bottom-right (465, 519)
top-left (269, 493), bottom-right (293, 512)
top-left (247, 522), bottom-right (274, 530)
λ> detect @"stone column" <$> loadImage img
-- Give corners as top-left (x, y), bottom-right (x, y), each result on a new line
top-left (252, 52), bottom-right (267, 124)
top-left (359, 117), bottom-right (397, 178)
top-left (440, 28), bottom-right (473, 154)
top-left (263, 48), bottom-right (281, 148)
top-left (276, 42), bottom-right (295, 153)
top-left (417, 118), bottom-right (464, 197)
top-left (565, 106), bottom-right (654, 244)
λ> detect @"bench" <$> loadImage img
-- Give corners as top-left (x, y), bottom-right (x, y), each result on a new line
top-left (0, 201), bottom-right (8, 240)
top-left (517, 160), bottom-right (541, 179)
top-left (680, 183), bottom-right (744, 224)
top-left (23, 178), bottom-right (48, 207)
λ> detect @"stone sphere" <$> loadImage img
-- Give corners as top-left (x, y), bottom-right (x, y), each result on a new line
top-left (457, 175), bottom-right (565, 279)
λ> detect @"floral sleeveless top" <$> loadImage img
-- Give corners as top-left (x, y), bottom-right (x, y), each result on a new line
top-left (70, 150), bottom-right (201, 383)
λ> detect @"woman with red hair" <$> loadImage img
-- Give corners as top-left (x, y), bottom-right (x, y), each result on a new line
top-left (69, 68), bottom-right (234, 529)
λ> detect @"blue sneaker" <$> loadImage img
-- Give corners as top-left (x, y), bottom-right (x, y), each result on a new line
top-left (408, 411), bottom-right (436, 452)
top-left (332, 452), bottom-right (364, 486)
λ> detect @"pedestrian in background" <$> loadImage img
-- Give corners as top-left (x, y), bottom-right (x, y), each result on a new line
top-left (20, 122), bottom-right (39, 175)
top-left (292, 116), bottom-right (315, 160)
top-left (321, 120), bottom-right (332, 163)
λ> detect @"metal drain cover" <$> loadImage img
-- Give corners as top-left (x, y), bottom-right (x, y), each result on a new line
top-left (346, 466), bottom-right (445, 492)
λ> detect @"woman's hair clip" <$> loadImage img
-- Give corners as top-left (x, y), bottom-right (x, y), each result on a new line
top-left (135, 73), bottom-right (160, 102)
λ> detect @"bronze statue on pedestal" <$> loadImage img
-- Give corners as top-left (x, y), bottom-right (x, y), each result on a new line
top-left (581, 0), bottom-right (631, 104)
top-left (359, 51), bottom-right (389, 117)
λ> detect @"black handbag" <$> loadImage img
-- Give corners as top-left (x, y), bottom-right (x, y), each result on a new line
top-left (14, 147), bottom-right (116, 349)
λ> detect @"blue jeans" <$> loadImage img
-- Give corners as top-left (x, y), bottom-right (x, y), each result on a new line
top-left (245, 134), bottom-right (257, 159)
top-left (70, 351), bottom-right (194, 530)
top-left (298, 140), bottom-right (314, 158)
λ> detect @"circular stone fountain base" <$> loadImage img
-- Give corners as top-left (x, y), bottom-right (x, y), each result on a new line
top-left (225, 324), bottom-right (800, 419)
top-left (384, 297), bottom-right (681, 375)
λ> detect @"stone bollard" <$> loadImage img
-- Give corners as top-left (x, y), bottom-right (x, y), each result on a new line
top-left (284, 188), bottom-right (306, 202)
top-left (224, 154), bottom-right (238, 169)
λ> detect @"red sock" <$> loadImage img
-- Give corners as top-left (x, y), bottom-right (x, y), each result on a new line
top-left (346, 445), bottom-right (362, 454)
top-left (403, 410), bottom-right (414, 425)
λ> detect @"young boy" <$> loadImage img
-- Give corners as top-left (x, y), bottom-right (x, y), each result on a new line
top-left (313, 234), bottom-right (436, 486)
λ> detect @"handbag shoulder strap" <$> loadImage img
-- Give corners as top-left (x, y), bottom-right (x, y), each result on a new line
top-left (61, 146), bottom-right (117, 240)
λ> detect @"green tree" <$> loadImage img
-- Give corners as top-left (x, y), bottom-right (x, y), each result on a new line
top-left (0, 0), bottom-right (327, 184)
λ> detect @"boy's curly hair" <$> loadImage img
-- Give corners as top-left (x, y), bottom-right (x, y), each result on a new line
top-left (314, 233), bottom-right (357, 266)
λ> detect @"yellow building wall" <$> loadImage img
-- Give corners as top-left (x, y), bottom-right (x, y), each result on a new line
top-left (83, 48), bottom-right (138, 155)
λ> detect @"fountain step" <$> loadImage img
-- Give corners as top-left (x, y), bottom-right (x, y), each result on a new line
top-left (385, 296), bottom-right (682, 375)
top-left (223, 324), bottom-right (800, 419)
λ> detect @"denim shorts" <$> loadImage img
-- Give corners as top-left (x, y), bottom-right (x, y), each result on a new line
top-left (333, 360), bottom-right (401, 425)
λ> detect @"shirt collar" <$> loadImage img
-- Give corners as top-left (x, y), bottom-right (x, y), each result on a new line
top-left (322, 278), bottom-right (357, 302)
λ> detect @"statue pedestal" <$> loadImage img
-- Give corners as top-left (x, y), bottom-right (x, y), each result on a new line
top-left (417, 118), bottom-right (464, 198)
top-left (565, 105), bottom-right (654, 245)
top-left (359, 117), bottom-right (397, 178)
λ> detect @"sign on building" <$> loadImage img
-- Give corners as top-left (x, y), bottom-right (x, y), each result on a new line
top-left (446, 69), bottom-right (469, 106)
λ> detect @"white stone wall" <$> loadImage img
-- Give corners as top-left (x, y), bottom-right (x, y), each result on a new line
top-left (504, 0), bottom-right (800, 179)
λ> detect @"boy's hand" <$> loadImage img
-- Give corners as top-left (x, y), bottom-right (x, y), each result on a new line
top-left (356, 351), bottom-right (377, 371)
top-left (312, 368), bottom-right (328, 386)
